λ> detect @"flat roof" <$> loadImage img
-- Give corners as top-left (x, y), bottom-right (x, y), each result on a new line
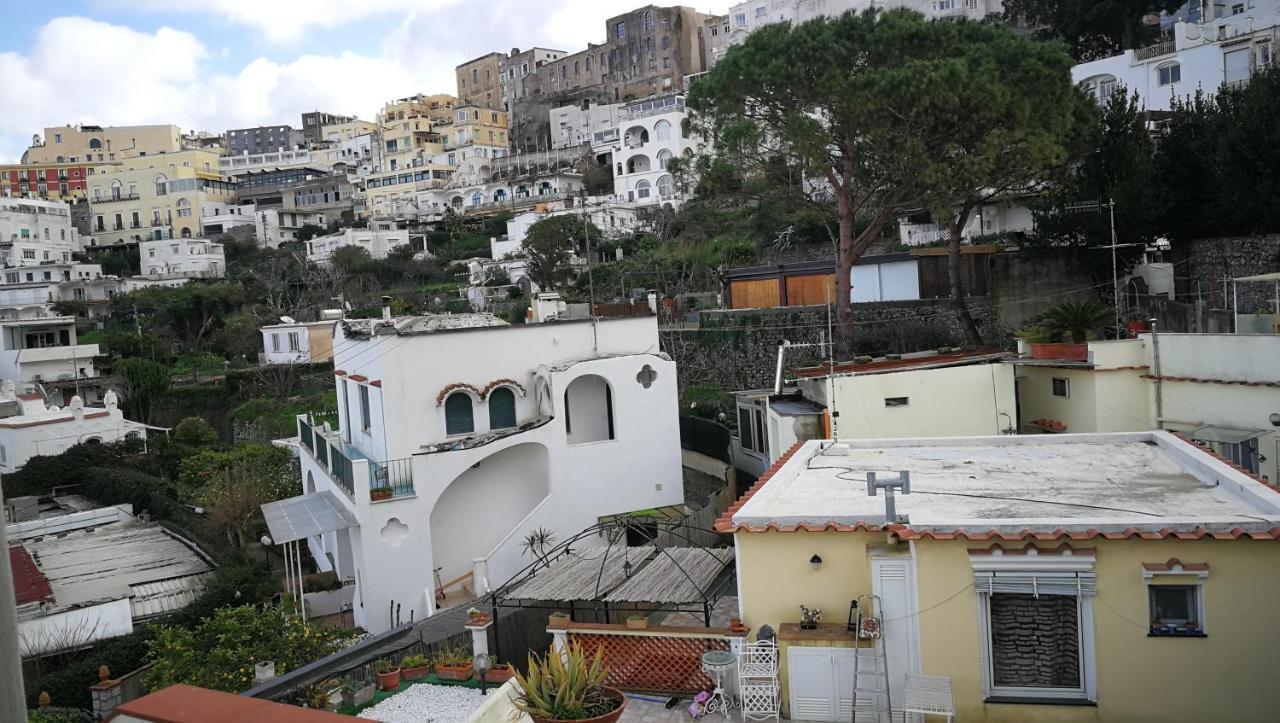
top-left (110, 683), bottom-right (360, 723)
top-left (724, 432), bottom-right (1280, 541)
top-left (793, 347), bottom-right (1008, 379)
top-left (19, 523), bottom-right (213, 618)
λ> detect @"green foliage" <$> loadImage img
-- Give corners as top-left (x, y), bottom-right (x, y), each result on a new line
top-left (118, 357), bottom-right (172, 424)
top-left (1040, 298), bottom-right (1113, 342)
top-left (177, 444), bottom-right (298, 546)
top-left (230, 389), bottom-right (336, 440)
top-left (144, 605), bottom-right (357, 693)
top-left (99, 330), bottom-right (166, 360)
top-left (114, 283), bottom-right (244, 353)
top-left (97, 247), bottom-right (140, 277)
top-left (173, 416), bottom-right (219, 447)
top-left (401, 653), bottom-right (428, 669)
top-left (513, 644), bottom-right (615, 721)
top-left (523, 215), bottom-right (601, 291)
top-left (303, 570), bottom-right (344, 592)
top-left (1002, 0), bottom-right (1183, 61)
top-left (682, 384), bottom-right (734, 423)
top-left (296, 223), bottom-right (325, 242)
top-left (50, 300), bottom-right (88, 318)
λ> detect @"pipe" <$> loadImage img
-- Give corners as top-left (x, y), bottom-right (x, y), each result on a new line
top-left (1150, 319), bottom-right (1164, 430)
top-left (381, 295), bottom-right (392, 323)
top-left (773, 340), bottom-right (791, 394)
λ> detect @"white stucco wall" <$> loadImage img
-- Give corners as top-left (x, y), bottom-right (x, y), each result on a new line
top-left (18, 597), bottom-right (133, 657)
top-left (829, 362), bottom-right (1017, 439)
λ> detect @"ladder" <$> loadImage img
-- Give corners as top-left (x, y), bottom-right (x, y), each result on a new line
top-left (851, 594), bottom-right (890, 723)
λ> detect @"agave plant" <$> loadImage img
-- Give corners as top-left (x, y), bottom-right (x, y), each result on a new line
top-left (1042, 299), bottom-right (1113, 343)
top-left (513, 644), bottom-right (616, 720)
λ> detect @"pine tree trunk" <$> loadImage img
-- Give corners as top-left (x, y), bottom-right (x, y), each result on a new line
top-left (948, 206), bottom-right (983, 347)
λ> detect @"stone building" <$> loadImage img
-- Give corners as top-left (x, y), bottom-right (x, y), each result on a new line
top-left (456, 52), bottom-right (506, 109)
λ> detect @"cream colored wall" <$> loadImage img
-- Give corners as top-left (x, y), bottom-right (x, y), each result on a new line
top-left (912, 537), bottom-right (1280, 722)
top-left (30, 124), bottom-right (181, 164)
top-left (308, 324), bottom-right (335, 362)
top-left (87, 150), bottom-right (231, 244)
top-left (1156, 380), bottom-right (1280, 484)
top-left (1017, 367), bottom-right (1100, 434)
top-left (1092, 370), bottom-right (1149, 432)
top-left (735, 530), bottom-right (876, 633)
top-left (832, 363), bottom-right (1016, 439)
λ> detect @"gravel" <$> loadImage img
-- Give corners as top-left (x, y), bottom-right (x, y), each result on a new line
top-left (359, 683), bottom-right (490, 723)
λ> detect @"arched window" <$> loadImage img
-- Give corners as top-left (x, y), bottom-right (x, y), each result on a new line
top-left (1080, 74), bottom-right (1118, 104)
top-left (645, 11), bottom-right (655, 32)
top-left (635, 180), bottom-right (651, 199)
top-left (445, 392), bottom-right (475, 435)
top-left (661, 36), bottom-right (670, 50)
top-left (154, 174), bottom-right (168, 196)
top-left (110, 180), bottom-right (121, 200)
top-left (451, 196), bottom-right (463, 208)
top-left (176, 198), bottom-right (191, 217)
top-left (539, 181), bottom-right (552, 195)
top-left (489, 387), bottom-right (517, 429)
top-left (657, 149), bottom-right (673, 170)
top-left (88, 138), bottom-right (102, 150)
top-left (1157, 62), bottom-right (1181, 86)
top-left (55, 155), bottom-right (64, 163)
top-left (180, 227), bottom-right (192, 238)
top-left (471, 192), bottom-right (483, 206)
top-left (626, 155), bottom-right (651, 174)
top-left (654, 120), bottom-right (672, 142)
top-left (493, 188), bottom-right (507, 203)
top-left (564, 375), bottom-right (614, 444)
top-left (657, 175), bottom-right (674, 199)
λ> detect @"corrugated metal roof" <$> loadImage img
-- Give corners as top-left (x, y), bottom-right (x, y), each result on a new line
top-left (262, 491), bottom-right (358, 544)
top-left (23, 524), bottom-right (213, 615)
top-left (130, 573), bottom-right (210, 619)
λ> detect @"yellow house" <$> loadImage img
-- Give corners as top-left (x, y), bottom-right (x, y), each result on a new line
top-left (24, 123), bottom-right (184, 165)
top-left (719, 433), bottom-right (1280, 722)
top-left (86, 149), bottom-right (234, 247)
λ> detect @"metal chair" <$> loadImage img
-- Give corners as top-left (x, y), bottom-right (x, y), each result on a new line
top-left (898, 674), bottom-right (954, 723)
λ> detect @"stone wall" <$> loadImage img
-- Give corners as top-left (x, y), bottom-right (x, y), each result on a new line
top-left (989, 593), bottom-right (1080, 689)
top-left (663, 299), bottom-right (1006, 393)
top-left (988, 249), bottom-right (1101, 329)
top-left (1173, 235), bottom-right (1280, 313)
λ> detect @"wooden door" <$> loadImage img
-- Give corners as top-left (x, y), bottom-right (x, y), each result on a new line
top-left (730, 278), bottom-right (780, 309)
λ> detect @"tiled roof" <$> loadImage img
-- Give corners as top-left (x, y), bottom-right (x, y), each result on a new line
top-left (714, 441), bottom-right (805, 533)
top-left (9, 545), bottom-right (53, 606)
top-left (792, 347), bottom-right (1007, 379)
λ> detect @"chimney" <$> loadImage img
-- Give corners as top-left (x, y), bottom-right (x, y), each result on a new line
top-left (381, 296), bottom-right (392, 322)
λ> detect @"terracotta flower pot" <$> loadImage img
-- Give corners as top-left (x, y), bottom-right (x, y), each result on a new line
top-left (376, 668), bottom-right (401, 691)
top-left (467, 612), bottom-right (493, 626)
top-left (435, 662), bottom-right (473, 681)
top-left (485, 664), bottom-right (515, 684)
top-left (528, 686), bottom-right (627, 723)
top-left (403, 664), bottom-right (431, 681)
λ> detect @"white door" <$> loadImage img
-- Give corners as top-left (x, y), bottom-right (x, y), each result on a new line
top-left (788, 647), bottom-right (836, 721)
top-left (872, 556), bottom-right (921, 718)
top-left (833, 648), bottom-right (856, 720)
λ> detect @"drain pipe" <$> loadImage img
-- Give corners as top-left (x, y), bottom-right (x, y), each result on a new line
top-left (1150, 318), bottom-right (1164, 430)
top-left (774, 340), bottom-right (791, 394)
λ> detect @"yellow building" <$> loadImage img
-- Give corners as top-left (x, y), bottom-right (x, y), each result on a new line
top-left (362, 94), bottom-right (461, 218)
top-left (721, 433), bottom-right (1280, 722)
top-left (23, 124), bottom-right (185, 165)
top-left (320, 119), bottom-right (378, 143)
top-left (86, 149), bottom-right (235, 247)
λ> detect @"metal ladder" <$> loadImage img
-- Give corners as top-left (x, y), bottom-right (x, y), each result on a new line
top-left (851, 594), bottom-right (891, 723)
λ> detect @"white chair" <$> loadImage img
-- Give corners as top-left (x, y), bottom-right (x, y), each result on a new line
top-left (898, 674), bottom-right (954, 723)
top-left (737, 640), bottom-right (779, 723)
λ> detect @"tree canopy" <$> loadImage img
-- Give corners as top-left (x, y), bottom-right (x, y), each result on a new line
top-left (522, 215), bottom-right (601, 292)
top-left (1002, 0), bottom-right (1183, 61)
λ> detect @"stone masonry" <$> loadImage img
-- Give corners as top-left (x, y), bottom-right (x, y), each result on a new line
top-left (989, 593), bottom-right (1080, 689)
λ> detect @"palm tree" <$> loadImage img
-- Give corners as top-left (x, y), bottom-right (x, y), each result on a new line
top-left (1043, 299), bottom-right (1112, 343)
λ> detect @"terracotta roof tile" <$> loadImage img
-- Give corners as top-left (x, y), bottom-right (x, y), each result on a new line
top-left (9, 546), bottom-right (53, 606)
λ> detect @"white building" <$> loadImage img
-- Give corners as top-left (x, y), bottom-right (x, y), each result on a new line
top-left (0, 262), bottom-right (113, 315)
top-left (725, 0), bottom-right (1004, 46)
top-left (277, 311), bottom-right (683, 633)
top-left (413, 172), bottom-right (586, 220)
top-left (200, 201), bottom-right (256, 236)
top-left (139, 237), bottom-right (225, 280)
top-left (897, 194), bottom-right (1036, 245)
top-left (603, 95), bottom-right (701, 209)
top-left (549, 101), bottom-right (623, 150)
top-left (305, 224), bottom-right (409, 264)
top-left (260, 317), bottom-right (338, 365)
top-left (253, 207), bottom-right (331, 249)
top-left (1072, 1), bottom-right (1278, 110)
top-left (0, 197), bottom-right (82, 267)
top-left (0, 387), bottom-right (146, 473)
top-left (0, 314), bottom-right (101, 403)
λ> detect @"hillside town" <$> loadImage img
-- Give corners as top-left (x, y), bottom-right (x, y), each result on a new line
top-left (2, 1), bottom-right (1280, 721)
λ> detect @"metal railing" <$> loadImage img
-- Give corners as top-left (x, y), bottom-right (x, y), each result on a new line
top-left (1135, 40), bottom-right (1176, 61)
top-left (331, 446), bottom-right (354, 497)
top-left (298, 415), bottom-right (353, 498)
top-left (370, 457), bottom-right (414, 499)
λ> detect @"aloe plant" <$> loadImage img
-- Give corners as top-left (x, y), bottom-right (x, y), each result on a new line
top-left (513, 644), bottom-right (616, 720)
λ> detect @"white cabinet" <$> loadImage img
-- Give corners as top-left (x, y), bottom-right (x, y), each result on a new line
top-left (786, 646), bottom-right (854, 722)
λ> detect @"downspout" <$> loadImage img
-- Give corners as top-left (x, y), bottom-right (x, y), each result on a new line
top-left (1150, 319), bottom-right (1163, 430)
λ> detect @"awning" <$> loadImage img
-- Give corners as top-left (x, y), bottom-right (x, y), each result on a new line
top-left (505, 545), bottom-right (655, 602)
top-left (261, 491), bottom-right (358, 544)
top-left (1185, 424), bottom-right (1269, 445)
top-left (604, 548), bottom-right (734, 604)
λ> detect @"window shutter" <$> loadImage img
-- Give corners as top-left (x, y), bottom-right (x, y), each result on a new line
top-left (974, 571), bottom-right (1096, 597)
top-left (445, 393), bottom-right (475, 435)
top-left (489, 388), bottom-right (517, 429)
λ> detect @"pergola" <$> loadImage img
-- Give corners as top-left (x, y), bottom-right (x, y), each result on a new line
top-left (489, 520), bottom-right (736, 628)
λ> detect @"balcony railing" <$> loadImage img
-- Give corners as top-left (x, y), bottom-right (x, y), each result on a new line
top-left (1134, 40), bottom-right (1176, 61)
top-left (298, 416), bottom-right (353, 498)
top-left (370, 458), bottom-right (414, 499)
top-left (91, 193), bottom-right (141, 204)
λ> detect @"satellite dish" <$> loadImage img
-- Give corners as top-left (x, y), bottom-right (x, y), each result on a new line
top-left (279, 316), bottom-right (296, 324)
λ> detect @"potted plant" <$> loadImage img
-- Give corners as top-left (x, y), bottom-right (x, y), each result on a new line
top-left (374, 659), bottom-right (401, 691)
top-left (466, 607), bottom-right (492, 626)
top-left (300, 678), bottom-right (342, 711)
top-left (485, 658), bottom-right (516, 684)
top-left (799, 605), bottom-right (822, 630)
top-left (370, 486), bottom-right (394, 501)
top-left (625, 614), bottom-right (648, 630)
top-left (514, 643), bottom-right (625, 723)
top-left (342, 677), bottom-right (376, 709)
top-left (401, 653), bottom-right (431, 681)
top-left (433, 644), bottom-right (474, 681)
top-left (548, 611), bottom-right (571, 629)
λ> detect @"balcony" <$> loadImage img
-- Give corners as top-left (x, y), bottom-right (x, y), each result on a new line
top-left (16, 343), bottom-right (101, 364)
top-left (92, 193), bottom-right (140, 205)
top-left (297, 415), bottom-right (414, 501)
top-left (1134, 40), bottom-right (1176, 62)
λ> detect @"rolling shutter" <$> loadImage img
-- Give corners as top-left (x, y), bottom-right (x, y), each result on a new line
top-left (974, 571), bottom-right (1096, 597)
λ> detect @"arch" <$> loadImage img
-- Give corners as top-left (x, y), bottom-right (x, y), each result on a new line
top-left (470, 191), bottom-right (484, 206)
top-left (180, 227), bottom-right (192, 238)
top-left (88, 138), bottom-right (102, 150)
top-left (110, 180), bottom-right (122, 200)
top-left (488, 387), bottom-right (517, 429)
top-left (493, 188), bottom-right (508, 203)
top-left (682, 147), bottom-right (693, 157)
top-left (661, 36), bottom-right (670, 50)
top-left (1156, 61), bottom-right (1181, 86)
top-left (154, 174), bottom-right (168, 196)
top-left (635, 179), bottom-right (651, 200)
top-left (656, 174), bottom-right (674, 199)
top-left (624, 126), bottom-right (649, 148)
top-left (429, 442), bottom-right (549, 580)
top-left (84, 437), bottom-right (102, 444)
top-left (563, 374), bottom-right (614, 444)
top-left (539, 181), bottom-right (552, 195)
top-left (515, 185), bottom-right (529, 198)
top-left (55, 155), bottom-right (64, 163)
top-left (657, 149), bottom-right (673, 170)
top-left (444, 391), bottom-right (475, 435)
top-left (450, 195), bottom-right (464, 208)
top-left (626, 154), bottom-right (652, 174)
top-left (1079, 74), bottom-right (1118, 103)
top-left (653, 120), bottom-right (672, 142)
top-left (644, 10), bottom-right (655, 32)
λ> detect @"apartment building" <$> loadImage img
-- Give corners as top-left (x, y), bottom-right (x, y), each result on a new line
top-left (320, 119), bottom-right (379, 143)
top-left (225, 125), bottom-right (305, 155)
top-left (302, 111), bottom-right (357, 145)
top-left (0, 314), bottom-right (102, 403)
top-left (280, 311), bottom-right (682, 633)
top-left (0, 162), bottom-right (101, 202)
top-left (604, 94), bottom-right (702, 208)
top-left (22, 124), bottom-right (186, 165)
top-left (1072, 0), bottom-right (1278, 110)
top-left (0, 198), bottom-right (81, 266)
top-left (550, 100), bottom-right (623, 149)
top-left (0, 389), bottom-right (146, 474)
top-left (304, 224), bottom-right (409, 264)
top-left (260, 318), bottom-right (338, 365)
top-left (139, 237), bottom-right (225, 281)
top-left (87, 149), bottom-right (236, 247)
top-left (456, 52), bottom-right (506, 109)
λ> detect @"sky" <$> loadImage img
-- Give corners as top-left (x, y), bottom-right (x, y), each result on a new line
top-left (0, 0), bottom-right (734, 163)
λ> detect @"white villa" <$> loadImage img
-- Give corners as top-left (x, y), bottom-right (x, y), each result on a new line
top-left (0, 314), bottom-right (102, 404)
top-left (305, 224), bottom-right (410, 265)
top-left (599, 94), bottom-right (701, 209)
top-left (139, 237), bottom-right (225, 281)
top-left (0, 387), bottom-right (146, 473)
top-left (275, 309), bottom-right (683, 633)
